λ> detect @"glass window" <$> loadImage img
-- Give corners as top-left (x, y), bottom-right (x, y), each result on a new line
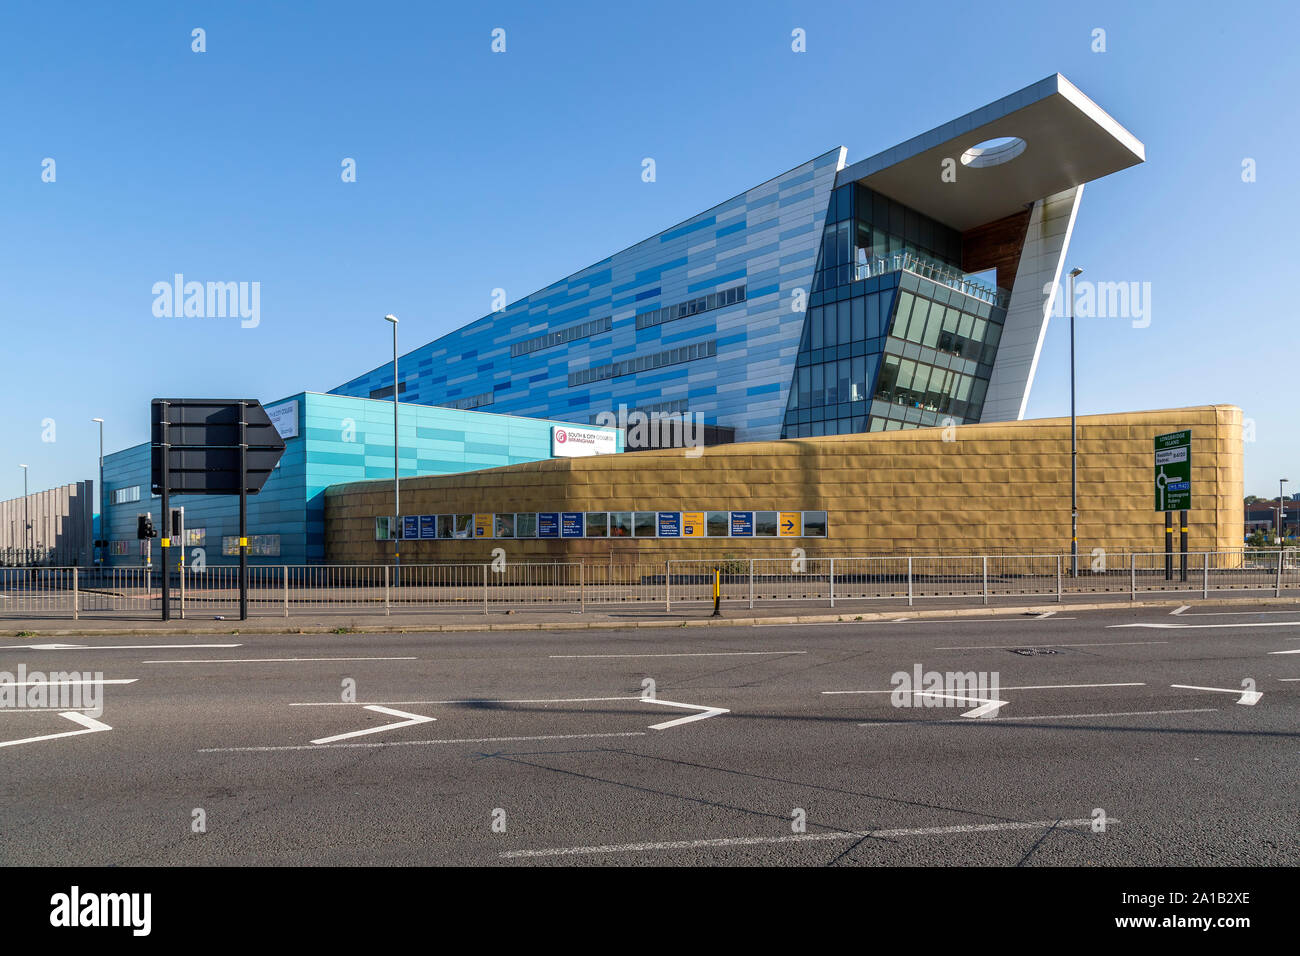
top-left (609, 512), bottom-right (633, 537)
top-left (515, 513), bottom-right (537, 538)
top-left (957, 311), bottom-right (975, 340)
top-left (823, 305), bottom-right (836, 348)
top-left (851, 355), bottom-right (866, 402)
top-left (892, 292), bottom-right (914, 337)
top-left (437, 514), bottom-right (454, 538)
top-left (802, 511), bottom-right (828, 536)
top-left (811, 363), bottom-right (824, 407)
top-left (454, 514), bottom-right (473, 539)
top-left (797, 366), bottom-right (810, 410)
top-left (494, 513), bottom-right (515, 538)
top-left (837, 300), bottom-right (851, 344)
top-left (706, 511), bottom-right (729, 536)
top-left (186, 528), bottom-right (205, 546)
top-left (877, 355), bottom-right (900, 399)
top-left (374, 517), bottom-right (393, 541)
top-left (755, 511), bottom-right (779, 536)
top-left (921, 306), bottom-right (942, 348)
top-left (837, 359), bottom-right (851, 408)
top-left (851, 297), bottom-right (865, 340)
top-left (896, 359), bottom-right (916, 399)
top-left (634, 512), bottom-right (657, 537)
top-left (866, 294), bottom-right (881, 338)
top-left (907, 299), bottom-right (932, 343)
top-left (585, 513), bottom-right (608, 537)
top-left (810, 307), bottom-right (823, 349)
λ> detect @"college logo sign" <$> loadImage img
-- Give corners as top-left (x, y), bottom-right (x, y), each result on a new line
top-left (551, 425), bottom-right (618, 458)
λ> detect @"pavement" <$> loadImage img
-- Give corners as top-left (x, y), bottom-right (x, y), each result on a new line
top-left (0, 600), bottom-right (1296, 866)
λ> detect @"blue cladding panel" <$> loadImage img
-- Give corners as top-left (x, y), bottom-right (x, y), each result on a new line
top-left (329, 148), bottom-right (846, 443)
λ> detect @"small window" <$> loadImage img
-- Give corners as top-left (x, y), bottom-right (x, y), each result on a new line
top-left (802, 512), bottom-right (828, 537)
top-left (186, 528), bottom-right (205, 547)
top-left (706, 512), bottom-right (729, 536)
top-left (585, 513), bottom-right (608, 537)
top-left (515, 513), bottom-right (537, 538)
top-left (436, 515), bottom-right (454, 539)
top-left (609, 512), bottom-right (633, 537)
top-left (633, 512), bottom-right (657, 537)
top-left (755, 512), bottom-right (779, 537)
top-left (454, 514), bottom-right (473, 539)
top-left (494, 514), bottom-right (515, 538)
top-left (375, 517), bottom-right (394, 541)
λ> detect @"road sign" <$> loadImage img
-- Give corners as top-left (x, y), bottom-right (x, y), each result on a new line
top-left (1154, 430), bottom-right (1191, 511)
top-left (778, 511), bottom-right (801, 536)
top-left (150, 400), bottom-right (285, 496)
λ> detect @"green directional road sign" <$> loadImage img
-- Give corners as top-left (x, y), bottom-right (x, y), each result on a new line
top-left (1154, 430), bottom-right (1191, 511)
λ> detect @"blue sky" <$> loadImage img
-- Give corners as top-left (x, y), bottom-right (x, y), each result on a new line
top-left (2, 0), bottom-right (1297, 502)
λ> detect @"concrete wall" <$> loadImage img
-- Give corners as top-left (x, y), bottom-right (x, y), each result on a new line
top-left (324, 404), bottom-right (1243, 563)
top-left (0, 481), bottom-right (95, 566)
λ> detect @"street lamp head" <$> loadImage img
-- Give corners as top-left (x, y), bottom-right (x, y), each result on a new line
top-left (18, 464), bottom-right (27, 469)
top-left (91, 417), bottom-right (104, 423)
top-left (1068, 267), bottom-right (1083, 278)
top-left (384, 314), bottom-right (398, 324)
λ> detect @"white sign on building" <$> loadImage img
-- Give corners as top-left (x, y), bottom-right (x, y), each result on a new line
top-left (267, 400), bottom-right (299, 440)
top-left (551, 424), bottom-right (618, 458)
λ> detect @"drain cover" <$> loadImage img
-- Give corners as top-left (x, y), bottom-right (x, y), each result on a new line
top-left (1009, 647), bottom-right (1061, 656)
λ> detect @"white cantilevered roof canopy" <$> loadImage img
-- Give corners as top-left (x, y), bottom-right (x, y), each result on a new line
top-left (835, 74), bottom-right (1145, 230)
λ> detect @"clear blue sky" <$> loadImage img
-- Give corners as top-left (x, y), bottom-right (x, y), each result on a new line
top-left (2, 0), bottom-right (1296, 503)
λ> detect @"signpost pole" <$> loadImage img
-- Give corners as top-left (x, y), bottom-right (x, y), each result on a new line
top-left (1179, 509), bottom-right (1188, 582)
top-left (160, 403), bottom-right (170, 622)
top-left (239, 402), bottom-right (248, 621)
top-left (1165, 511), bottom-right (1173, 581)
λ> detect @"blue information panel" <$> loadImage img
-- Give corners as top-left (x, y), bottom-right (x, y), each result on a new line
top-left (730, 511), bottom-right (754, 536)
top-left (538, 512), bottom-right (559, 538)
top-left (402, 516), bottom-right (419, 540)
top-left (657, 512), bottom-right (681, 537)
top-left (560, 512), bottom-right (585, 537)
top-left (418, 515), bottom-right (436, 539)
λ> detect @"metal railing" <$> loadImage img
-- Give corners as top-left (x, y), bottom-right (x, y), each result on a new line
top-left (853, 250), bottom-right (1011, 309)
top-left (2, 550), bottom-right (1296, 620)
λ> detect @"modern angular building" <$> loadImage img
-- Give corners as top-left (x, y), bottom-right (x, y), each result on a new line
top-left (331, 74), bottom-right (1144, 441)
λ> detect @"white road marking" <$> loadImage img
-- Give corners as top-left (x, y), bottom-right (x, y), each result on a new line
top-left (753, 616), bottom-right (1076, 628)
top-left (858, 708), bottom-right (1217, 726)
top-left (1269, 649), bottom-right (1300, 655)
top-left (0, 643), bottom-right (241, 651)
top-left (143, 656), bottom-right (417, 664)
top-left (1170, 605), bottom-right (1190, 615)
top-left (932, 641), bottom-right (1166, 650)
top-left (823, 682), bottom-right (1144, 695)
top-left (499, 817), bottom-right (1112, 859)
top-left (647, 698), bottom-right (730, 730)
top-left (549, 651), bottom-right (805, 659)
top-left (0, 711), bottom-right (113, 749)
top-left (0, 678), bottom-right (136, 687)
top-left (1110, 621), bottom-right (1300, 629)
top-left (1036, 611), bottom-right (1057, 619)
top-left (199, 731), bottom-right (646, 754)
top-left (906, 690), bottom-right (1007, 718)
top-left (310, 705), bottom-right (436, 744)
top-left (1182, 609), bottom-right (1299, 617)
top-left (289, 696), bottom-right (640, 707)
top-left (1170, 684), bottom-right (1262, 705)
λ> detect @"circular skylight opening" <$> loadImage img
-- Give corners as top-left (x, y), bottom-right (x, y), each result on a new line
top-left (960, 136), bottom-right (1027, 168)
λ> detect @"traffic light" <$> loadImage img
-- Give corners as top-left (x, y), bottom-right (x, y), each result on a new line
top-left (137, 514), bottom-right (157, 539)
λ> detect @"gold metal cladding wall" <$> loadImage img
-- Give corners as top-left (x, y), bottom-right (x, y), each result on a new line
top-left (323, 405), bottom-right (1243, 562)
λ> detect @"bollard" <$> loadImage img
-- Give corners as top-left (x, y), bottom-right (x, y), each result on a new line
top-left (711, 568), bottom-right (721, 618)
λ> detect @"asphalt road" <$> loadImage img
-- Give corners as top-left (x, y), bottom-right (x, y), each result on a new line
top-left (1, 603), bottom-right (1296, 866)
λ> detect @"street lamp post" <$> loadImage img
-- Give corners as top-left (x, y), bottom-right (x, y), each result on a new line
top-left (1280, 479), bottom-right (1290, 545)
top-left (19, 464), bottom-right (29, 565)
top-left (384, 314), bottom-right (400, 582)
top-left (92, 418), bottom-right (104, 567)
top-left (1068, 267), bottom-right (1083, 577)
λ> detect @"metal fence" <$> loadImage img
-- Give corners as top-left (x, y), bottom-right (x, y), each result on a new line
top-left (1, 550), bottom-right (1297, 620)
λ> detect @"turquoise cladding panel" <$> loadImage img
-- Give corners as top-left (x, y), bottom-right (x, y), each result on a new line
top-left (328, 149), bottom-right (846, 443)
top-left (101, 392), bottom-right (618, 566)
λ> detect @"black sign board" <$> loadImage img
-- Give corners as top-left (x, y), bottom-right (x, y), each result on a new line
top-left (150, 399), bottom-right (285, 495)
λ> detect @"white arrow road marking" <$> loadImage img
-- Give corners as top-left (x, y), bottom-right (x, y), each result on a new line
top-left (0, 711), bottom-right (112, 749)
top-left (1035, 611), bottom-right (1057, 619)
top-left (1269, 649), bottom-right (1300, 655)
top-left (1170, 684), bottom-right (1262, 705)
top-left (310, 705), bottom-right (436, 745)
top-left (1170, 605), bottom-right (1190, 615)
top-left (1110, 621), bottom-right (1300, 629)
top-left (910, 690), bottom-right (1008, 718)
top-left (645, 698), bottom-right (729, 730)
